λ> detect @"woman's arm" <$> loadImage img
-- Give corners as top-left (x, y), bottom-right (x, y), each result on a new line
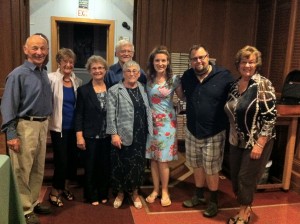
top-left (106, 87), bottom-right (122, 149)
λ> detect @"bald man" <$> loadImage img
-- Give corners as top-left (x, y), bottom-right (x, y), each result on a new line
top-left (1, 34), bottom-right (52, 224)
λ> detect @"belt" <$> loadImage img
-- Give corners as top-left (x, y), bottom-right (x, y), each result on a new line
top-left (21, 116), bottom-right (48, 122)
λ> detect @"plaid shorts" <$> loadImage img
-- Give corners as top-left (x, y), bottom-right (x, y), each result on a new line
top-left (185, 128), bottom-right (226, 175)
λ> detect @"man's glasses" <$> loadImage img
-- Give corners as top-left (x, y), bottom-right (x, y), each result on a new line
top-left (190, 54), bottom-right (208, 62)
top-left (119, 50), bottom-right (134, 54)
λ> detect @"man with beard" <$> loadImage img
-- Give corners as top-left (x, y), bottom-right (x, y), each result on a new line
top-left (1, 34), bottom-right (52, 224)
top-left (181, 44), bottom-right (234, 218)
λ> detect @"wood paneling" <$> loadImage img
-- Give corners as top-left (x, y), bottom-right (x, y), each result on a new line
top-left (134, 0), bottom-right (257, 74)
top-left (290, 0), bottom-right (300, 70)
top-left (269, 0), bottom-right (291, 92)
top-left (0, 0), bottom-right (29, 154)
top-left (0, 0), bottom-right (29, 97)
top-left (167, 0), bottom-right (202, 52)
top-left (256, 0), bottom-right (276, 80)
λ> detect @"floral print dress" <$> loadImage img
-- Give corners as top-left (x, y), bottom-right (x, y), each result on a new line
top-left (146, 75), bottom-right (180, 162)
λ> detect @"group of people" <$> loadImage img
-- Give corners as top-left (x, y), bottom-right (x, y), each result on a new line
top-left (1, 33), bottom-right (277, 224)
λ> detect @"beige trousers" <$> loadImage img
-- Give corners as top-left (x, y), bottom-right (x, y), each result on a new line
top-left (10, 119), bottom-right (48, 215)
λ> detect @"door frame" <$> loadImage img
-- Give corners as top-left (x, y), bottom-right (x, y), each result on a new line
top-left (51, 16), bottom-right (115, 72)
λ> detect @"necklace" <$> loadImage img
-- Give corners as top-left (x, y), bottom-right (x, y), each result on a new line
top-left (196, 65), bottom-right (211, 82)
top-left (93, 82), bottom-right (106, 93)
top-left (63, 78), bottom-right (71, 82)
top-left (127, 88), bottom-right (141, 102)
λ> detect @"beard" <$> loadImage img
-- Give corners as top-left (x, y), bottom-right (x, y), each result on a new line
top-left (194, 64), bottom-right (209, 76)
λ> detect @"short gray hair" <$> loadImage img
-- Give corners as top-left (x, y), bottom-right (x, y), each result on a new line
top-left (122, 60), bottom-right (140, 71)
top-left (115, 39), bottom-right (134, 52)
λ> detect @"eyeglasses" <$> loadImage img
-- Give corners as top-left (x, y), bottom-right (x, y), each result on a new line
top-left (124, 70), bottom-right (139, 74)
top-left (119, 50), bottom-right (134, 54)
top-left (91, 66), bottom-right (106, 71)
top-left (190, 54), bottom-right (208, 62)
top-left (240, 61), bottom-right (256, 66)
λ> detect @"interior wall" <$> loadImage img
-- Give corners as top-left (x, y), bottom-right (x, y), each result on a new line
top-left (134, 0), bottom-right (258, 77)
top-left (0, 0), bottom-right (29, 155)
top-left (0, 0), bottom-right (29, 96)
top-left (30, 0), bottom-right (134, 72)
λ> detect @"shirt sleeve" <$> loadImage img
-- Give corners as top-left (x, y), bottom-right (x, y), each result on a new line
top-left (1, 74), bottom-right (21, 136)
top-left (258, 78), bottom-right (277, 137)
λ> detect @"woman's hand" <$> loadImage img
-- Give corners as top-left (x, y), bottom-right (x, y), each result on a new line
top-left (112, 134), bottom-right (122, 149)
top-left (76, 131), bottom-right (86, 150)
top-left (251, 144), bottom-right (263, 160)
top-left (251, 137), bottom-right (267, 160)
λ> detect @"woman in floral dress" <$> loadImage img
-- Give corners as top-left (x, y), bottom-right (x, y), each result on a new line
top-left (145, 46), bottom-right (184, 206)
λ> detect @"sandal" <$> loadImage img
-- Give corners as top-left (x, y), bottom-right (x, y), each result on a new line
top-left (227, 213), bottom-right (251, 224)
top-left (161, 196), bottom-right (171, 207)
top-left (113, 193), bottom-right (124, 209)
top-left (145, 193), bottom-right (158, 203)
top-left (101, 199), bottom-right (108, 204)
top-left (63, 190), bottom-right (74, 201)
top-left (91, 201), bottom-right (99, 206)
top-left (131, 195), bottom-right (143, 209)
top-left (227, 215), bottom-right (239, 224)
top-left (49, 193), bottom-right (63, 207)
top-left (235, 216), bottom-right (250, 224)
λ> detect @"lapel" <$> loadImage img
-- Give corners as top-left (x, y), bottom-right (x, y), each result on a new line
top-left (87, 80), bottom-right (102, 111)
top-left (138, 82), bottom-right (147, 104)
top-left (118, 82), bottom-right (133, 105)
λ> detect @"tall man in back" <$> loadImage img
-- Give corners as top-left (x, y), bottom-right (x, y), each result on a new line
top-left (181, 44), bottom-right (234, 218)
top-left (105, 39), bottom-right (146, 88)
top-left (1, 34), bottom-right (52, 224)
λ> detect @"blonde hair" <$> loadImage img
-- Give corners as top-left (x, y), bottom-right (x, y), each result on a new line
top-left (235, 45), bottom-right (262, 71)
top-left (85, 55), bottom-right (108, 71)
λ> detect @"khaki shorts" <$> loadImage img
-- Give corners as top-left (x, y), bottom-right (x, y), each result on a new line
top-left (185, 128), bottom-right (226, 175)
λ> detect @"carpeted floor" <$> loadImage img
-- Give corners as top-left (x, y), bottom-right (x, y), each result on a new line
top-left (39, 186), bottom-right (135, 224)
top-left (39, 161), bottom-right (300, 224)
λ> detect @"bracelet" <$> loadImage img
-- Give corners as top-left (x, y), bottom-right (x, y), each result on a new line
top-left (256, 143), bottom-right (264, 149)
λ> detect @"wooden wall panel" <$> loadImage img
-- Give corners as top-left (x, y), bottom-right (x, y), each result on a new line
top-left (290, 1), bottom-right (300, 70)
top-left (167, 0), bottom-right (202, 52)
top-left (134, 0), bottom-right (169, 70)
top-left (269, 0), bottom-right (291, 92)
top-left (198, 0), bottom-right (227, 63)
top-left (256, 0), bottom-right (276, 80)
top-left (146, 0), bottom-right (168, 49)
top-left (0, 0), bottom-right (29, 97)
top-left (220, 0), bottom-right (257, 73)
top-left (0, 1), bottom-right (14, 96)
top-left (134, 0), bottom-right (258, 75)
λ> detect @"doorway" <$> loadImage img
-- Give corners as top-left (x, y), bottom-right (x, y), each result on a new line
top-left (51, 16), bottom-right (115, 83)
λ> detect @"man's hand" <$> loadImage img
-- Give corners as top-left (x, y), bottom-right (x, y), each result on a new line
top-left (7, 138), bottom-right (21, 153)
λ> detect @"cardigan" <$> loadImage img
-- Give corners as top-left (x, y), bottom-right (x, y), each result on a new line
top-left (224, 73), bottom-right (277, 149)
top-left (106, 81), bottom-right (153, 146)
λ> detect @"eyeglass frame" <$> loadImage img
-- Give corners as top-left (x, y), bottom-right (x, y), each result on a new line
top-left (190, 54), bottom-right (208, 62)
top-left (239, 61), bottom-right (257, 66)
top-left (118, 49), bottom-right (134, 54)
top-left (124, 69), bottom-right (139, 75)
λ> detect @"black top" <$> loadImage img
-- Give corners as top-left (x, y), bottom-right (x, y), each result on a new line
top-left (75, 80), bottom-right (107, 138)
top-left (181, 65), bottom-right (234, 139)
